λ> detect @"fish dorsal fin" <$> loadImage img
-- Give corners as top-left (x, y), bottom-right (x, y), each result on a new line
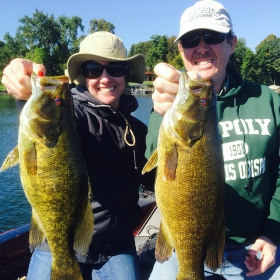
top-left (29, 212), bottom-right (45, 252)
top-left (73, 201), bottom-right (94, 256)
top-left (0, 146), bottom-right (19, 172)
top-left (164, 143), bottom-right (178, 180)
top-left (142, 149), bottom-right (158, 174)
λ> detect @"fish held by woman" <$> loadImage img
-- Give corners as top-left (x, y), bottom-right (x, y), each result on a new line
top-left (142, 72), bottom-right (225, 280)
top-left (1, 74), bottom-right (94, 280)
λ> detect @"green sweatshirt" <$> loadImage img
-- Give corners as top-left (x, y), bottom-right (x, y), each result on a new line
top-left (145, 66), bottom-right (280, 246)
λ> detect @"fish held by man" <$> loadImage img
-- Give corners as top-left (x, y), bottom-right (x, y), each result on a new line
top-left (0, 74), bottom-right (94, 280)
top-left (142, 72), bottom-right (225, 280)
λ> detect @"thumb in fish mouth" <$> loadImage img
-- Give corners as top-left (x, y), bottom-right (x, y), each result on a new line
top-left (187, 71), bottom-right (202, 80)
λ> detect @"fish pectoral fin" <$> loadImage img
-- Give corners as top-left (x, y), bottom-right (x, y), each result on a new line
top-left (0, 146), bottom-right (19, 172)
top-left (73, 202), bottom-right (94, 256)
top-left (29, 212), bottom-right (45, 252)
top-left (23, 141), bottom-right (38, 175)
top-left (155, 222), bottom-right (173, 263)
top-left (164, 144), bottom-right (178, 180)
top-left (142, 149), bottom-right (158, 174)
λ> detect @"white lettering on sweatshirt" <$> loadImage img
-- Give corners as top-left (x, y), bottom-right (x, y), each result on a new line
top-left (219, 119), bottom-right (270, 181)
top-left (219, 119), bottom-right (271, 138)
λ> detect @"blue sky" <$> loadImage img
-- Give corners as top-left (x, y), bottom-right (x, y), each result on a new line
top-left (1, 0), bottom-right (279, 54)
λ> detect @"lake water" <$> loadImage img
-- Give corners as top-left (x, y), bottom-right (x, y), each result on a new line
top-left (0, 94), bottom-right (153, 233)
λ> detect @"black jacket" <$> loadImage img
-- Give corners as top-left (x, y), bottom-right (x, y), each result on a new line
top-left (72, 85), bottom-right (154, 263)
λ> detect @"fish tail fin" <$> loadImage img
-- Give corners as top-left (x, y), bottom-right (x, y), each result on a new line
top-left (205, 218), bottom-right (225, 270)
top-left (0, 146), bottom-right (19, 172)
top-left (155, 222), bottom-right (173, 263)
top-left (73, 202), bottom-right (94, 256)
top-left (51, 260), bottom-right (83, 280)
top-left (142, 149), bottom-right (158, 174)
top-left (29, 212), bottom-right (45, 252)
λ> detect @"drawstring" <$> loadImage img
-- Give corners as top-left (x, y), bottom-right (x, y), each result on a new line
top-left (118, 112), bottom-right (136, 147)
top-left (123, 117), bottom-right (136, 147)
top-left (118, 112), bottom-right (138, 170)
top-left (86, 102), bottom-right (138, 170)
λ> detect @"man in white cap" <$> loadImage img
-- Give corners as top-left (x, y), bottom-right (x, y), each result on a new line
top-left (146, 0), bottom-right (280, 279)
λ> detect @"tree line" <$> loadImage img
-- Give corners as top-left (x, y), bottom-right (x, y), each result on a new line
top-left (1, 10), bottom-right (280, 86)
top-left (129, 34), bottom-right (280, 86)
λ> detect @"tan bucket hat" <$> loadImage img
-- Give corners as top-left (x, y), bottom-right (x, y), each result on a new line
top-left (67, 31), bottom-right (146, 84)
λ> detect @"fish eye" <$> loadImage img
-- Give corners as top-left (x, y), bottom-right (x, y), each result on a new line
top-left (200, 97), bottom-right (210, 106)
top-left (54, 97), bottom-right (63, 106)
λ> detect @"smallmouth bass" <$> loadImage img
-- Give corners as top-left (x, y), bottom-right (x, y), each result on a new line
top-left (143, 72), bottom-right (225, 280)
top-left (1, 74), bottom-right (94, 280)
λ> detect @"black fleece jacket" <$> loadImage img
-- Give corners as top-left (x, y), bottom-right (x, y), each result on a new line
top-left (72, 85), bottom-right (154, 263)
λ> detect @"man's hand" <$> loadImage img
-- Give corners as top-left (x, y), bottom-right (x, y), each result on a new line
top-left (1, 58), bottom-right (45, 100)
top-left (152, 62), bottom-right (180, 115)
top-left (245, 236), bottom-right (277, 277)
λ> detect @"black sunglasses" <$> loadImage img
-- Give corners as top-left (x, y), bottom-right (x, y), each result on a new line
top-left (180, 31), bottom-right (227, 49)
top-left (81, 61), bottom-right (128, 79)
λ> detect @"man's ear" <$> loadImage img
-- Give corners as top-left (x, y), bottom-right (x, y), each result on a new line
top-left (178, 43), bottom-right (184, 54)
top-left (230, 35), bottom-right (238, 55)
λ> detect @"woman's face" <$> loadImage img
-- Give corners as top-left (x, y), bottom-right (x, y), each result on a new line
top-left (85, 61), bottom-right (126, 109)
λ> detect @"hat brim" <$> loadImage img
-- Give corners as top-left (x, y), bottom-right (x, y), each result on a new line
top-left (174, 24), bottom-right (231, 43)
top-left (67, 53), bottom-right (146, 84)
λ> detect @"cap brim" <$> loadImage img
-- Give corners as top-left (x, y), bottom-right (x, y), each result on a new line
top-left (174, 24), bottom-right (231, 43)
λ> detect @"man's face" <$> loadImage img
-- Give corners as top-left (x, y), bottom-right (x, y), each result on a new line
top-left (178, 30), bottom-right (237, 91)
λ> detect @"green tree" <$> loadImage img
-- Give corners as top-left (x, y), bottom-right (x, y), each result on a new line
top-left (25, 47), bottom-right (47, 64)
top-left (57, 15), bottom-right (84, 54)
top-left (18, 10), bottom-right (61, 57)
top-left (128, 44), bottom-right (136, 57)
top-left (240, 49), bottom-right (259, 82)
top-left (255, 34), bottom-right (277, 52)
top-left (89, 19), bottom-right (115, 34)
top-left (0, 33), bottom-right (29, 78)
top-left (169, 54), bottom-right (184, 70)
top-left (17, 10), bottom-right (84, 75)
top-left (273, 58), bottom-right (280, 82)
top-left (229, 38), bottom-right (248, 73)
top-left (146, 35), bottom-right (168, 71)
top-left (255, 35), bottom-right (280, 85)
top-left (128, 41), bottom-right (152, 58)
top-left (166, 36), bottom-right (179, 64)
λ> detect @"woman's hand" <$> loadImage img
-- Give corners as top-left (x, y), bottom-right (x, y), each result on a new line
top-left (1, 58), bottom-right (45, 100)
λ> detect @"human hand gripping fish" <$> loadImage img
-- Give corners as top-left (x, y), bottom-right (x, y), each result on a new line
top-left (143, 71), bottom-right (225, 280)
top-left (1, 73), bottom-right (94, 280)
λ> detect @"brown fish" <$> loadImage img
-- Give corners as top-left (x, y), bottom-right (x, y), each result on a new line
top-left (143, 72), bottom-right (225, 279)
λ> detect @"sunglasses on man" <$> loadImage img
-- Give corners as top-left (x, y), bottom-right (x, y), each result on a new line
top-left (180, 30), bottom-right (228, 49)
top-left (82, 61), bottom-right (128, 79)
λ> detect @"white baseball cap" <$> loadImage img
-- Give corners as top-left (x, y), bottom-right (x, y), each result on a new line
top-left (175, 0), bottom-right (233, 43)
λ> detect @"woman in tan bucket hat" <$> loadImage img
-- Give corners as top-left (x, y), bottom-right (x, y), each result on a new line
top-left (1, 31), bottom-right (155, 280)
